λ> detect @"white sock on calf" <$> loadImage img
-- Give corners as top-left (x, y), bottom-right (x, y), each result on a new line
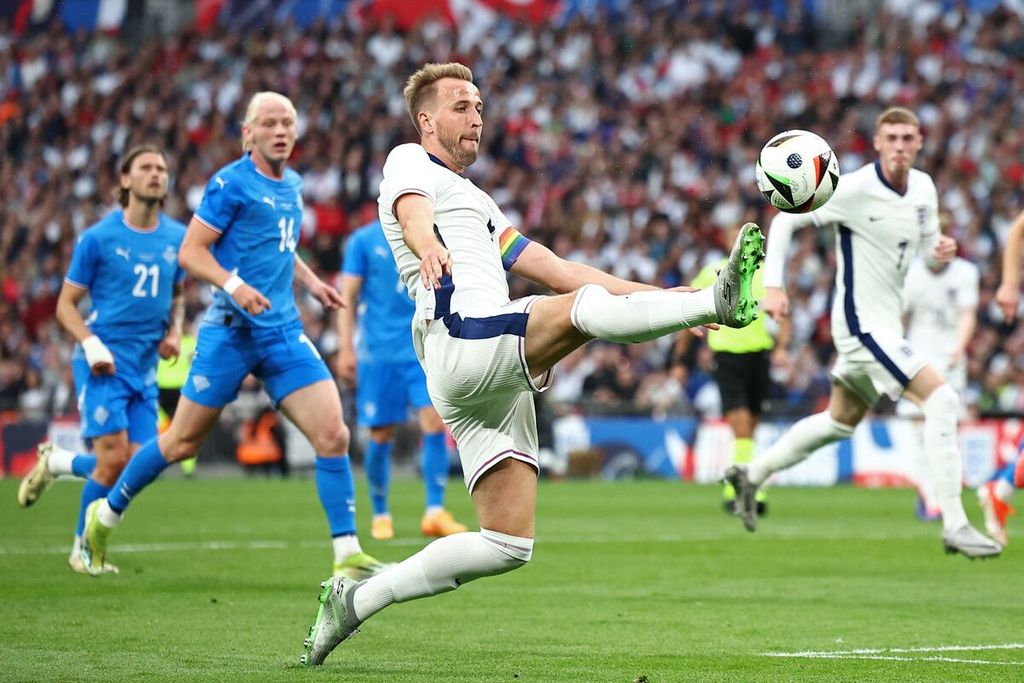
top-left (921, 384), bottom-right (968, 532)
top-left (747, 411), bottom-right (855, 486)
top-left (352, 529), bottom-right (533, 621)
top-left (570, 284), bottom-right (717, 344)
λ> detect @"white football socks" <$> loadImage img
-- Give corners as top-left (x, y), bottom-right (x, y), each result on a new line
top-left (332, 534), bottom-right (363, 564)
top-left (570, 284), bottom-right (718, 344)
top-left (47, 445), bottom-right (77, 476)
top-left (747, 411), bottom-right (855, 486)
top-left (352, 529), bottom-right (533, 622)
top-left (921, 385), bottom-right (968, 532)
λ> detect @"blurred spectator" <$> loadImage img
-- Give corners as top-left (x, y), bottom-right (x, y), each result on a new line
top-left (1, 2), bottom-right (1022, 422)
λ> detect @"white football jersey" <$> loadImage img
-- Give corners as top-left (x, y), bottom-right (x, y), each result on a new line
top-left (764, 161), bottom-right (940, 351)
top-left (378, 143), bottom-right (524, 319)
top-left (903, 256), bottom-right (979, 360)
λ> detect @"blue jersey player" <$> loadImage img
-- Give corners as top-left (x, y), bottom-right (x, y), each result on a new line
top-left (17, 145), bottom-right (186, 574)
top-left (80, 92), bottom-right (387, 579)
top-left (337, 220), bottom-right (466, 540)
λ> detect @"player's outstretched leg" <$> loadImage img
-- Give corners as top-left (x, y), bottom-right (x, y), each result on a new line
top-left (714, 222), bottom-right (765, 329)
top-left (17, 442), bottom-right (55, 508)
top-left (976, 480), bottom-right (1013, 546)
top-left (724, 465), bottom-right (759, 532)
top-left (301, 576), bottom-right (363, 666)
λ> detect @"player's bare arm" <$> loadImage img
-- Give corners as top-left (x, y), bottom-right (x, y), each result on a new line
top-left (996, 208), bottom-right (1024, 321)
top-left (761, 211), bottom-right (817, 320)
top-left (394, 193), bottom-right (450, 289)
top-left (158, 283), bottom-right (185, 363)
top-left (335, 274), bottom-right (363, 384)
top-left (510, 240), bottom-right (658, 295)
top-left (181, 216), bottom-right (271, 315)
top-left (294, 254), bottom-right (344, 310)
top-left (55, 280), bottom-right (115, 375)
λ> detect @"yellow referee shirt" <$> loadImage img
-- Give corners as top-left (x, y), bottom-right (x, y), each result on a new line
top-left (692, 259), bottom-right (774, 353)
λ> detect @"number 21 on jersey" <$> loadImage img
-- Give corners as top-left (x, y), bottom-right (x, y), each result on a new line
top-left (132, 263), bottom-right (159, 297)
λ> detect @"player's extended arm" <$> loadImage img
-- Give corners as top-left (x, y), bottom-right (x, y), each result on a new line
top-left (55, 281), bottom-right (115, 375)
top-left (335, 274), bottom-right (362, 384)
top-left (180, 217), bottom-right (271, 315)
top-left (294, 254), bottom-right (344, 310)
top-left (996, 208), bottom-right (1024, 321)
top-left (762, 211), bottom-right (814, 319)
top-left (159, 283), bottom-right (185, 363)
top-left (394, 193), bottom-right (450, 290)
top-left (510, 240), bottom-right (658, 294)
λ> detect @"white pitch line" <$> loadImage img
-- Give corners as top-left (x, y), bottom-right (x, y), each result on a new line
top-left (0, 527), bottom-right (980, 557)
top-left (767, 654), bottom-right (1022, 666)
top-left (764, 643), bottom-right (1024, 656)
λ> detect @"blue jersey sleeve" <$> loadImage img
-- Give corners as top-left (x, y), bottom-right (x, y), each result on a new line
top-left (194, 174), bottom-right (241, 234)
top-left (342, 230), bottom-right (369, 278)
top-left (65, 231), bottom-right (99, 289)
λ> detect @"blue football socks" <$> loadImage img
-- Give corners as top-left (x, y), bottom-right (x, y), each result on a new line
top-left (364, 440), bottom-right (392, 517)
top-left (106, 438), bottom-right (171, 514)
top-left (422, 432), bottom-right (449, 509)
top-left (315, 455), bottom-right (357, 537)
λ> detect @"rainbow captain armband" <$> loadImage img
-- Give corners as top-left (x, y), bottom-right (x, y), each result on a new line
top-left (499, 227), bottom-right (531, 270)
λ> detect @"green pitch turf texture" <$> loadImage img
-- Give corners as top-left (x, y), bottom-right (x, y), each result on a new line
top-left (1, 476), bottom-right (1021, 682)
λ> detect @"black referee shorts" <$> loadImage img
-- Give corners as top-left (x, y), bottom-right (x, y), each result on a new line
top-left (711, 350), bottom-right (770, 416)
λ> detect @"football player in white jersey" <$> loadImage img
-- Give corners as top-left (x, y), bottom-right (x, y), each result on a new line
top-left (300, 62), bottom-right (766, 666)
top-left (725, 107), bottom-right (1001, 558)
top-left (897, 220), bottom-right (979, 521)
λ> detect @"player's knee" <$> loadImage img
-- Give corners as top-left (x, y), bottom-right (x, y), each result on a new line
top-left (480, 527), bottom-right (533, 571)
top-left (569, 284), bottom-right (612, 339)
top-left (314, 421), bottom-right (350, 456)
top-left (922, 383), bottom-right (958, 423)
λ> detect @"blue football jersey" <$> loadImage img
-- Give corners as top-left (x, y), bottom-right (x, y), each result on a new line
top-left (342, 221), bottom-right (417, 364)
top-left (65, 209), bottom-right (187, 379)
top-left (194, 154), bottom-right (304, 328)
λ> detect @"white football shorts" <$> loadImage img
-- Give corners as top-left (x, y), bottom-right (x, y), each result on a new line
top-left (831, 330), bottom-right (928, 406)
top-left (414, 295), bottom-right (553, 492)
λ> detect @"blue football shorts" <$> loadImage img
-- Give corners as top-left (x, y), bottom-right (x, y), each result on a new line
top-left (73, 358), bottom-right (159, 444)
top-left (182, 321), bottom-right (332, 408)
top-left (356, 359), bottom-right (431, 427)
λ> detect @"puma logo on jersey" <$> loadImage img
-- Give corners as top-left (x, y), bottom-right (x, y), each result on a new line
top-left (115, 247), bottom-right (131, 261)
top-left (215, 176), bottom-right (227, 188)
top-left (262, 196), bottom-right (276, 210)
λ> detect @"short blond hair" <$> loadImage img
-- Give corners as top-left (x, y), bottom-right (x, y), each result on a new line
top-left (241, 91), bottom-right (297, 151)
top-left (403, 62), bottom-right (474, 133)
top-left (875, 106), bottom-right (919, 133)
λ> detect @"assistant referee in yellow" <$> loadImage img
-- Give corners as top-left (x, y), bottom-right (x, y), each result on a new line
top-left (689, 225), bottom-right (790, 513)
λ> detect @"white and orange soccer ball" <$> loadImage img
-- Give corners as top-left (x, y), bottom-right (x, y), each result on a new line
top-left (755, 130), bottom-right (840, 213)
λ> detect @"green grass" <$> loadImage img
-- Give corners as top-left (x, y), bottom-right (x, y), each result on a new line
top-left (1, 476), bottom-right (1021, 682)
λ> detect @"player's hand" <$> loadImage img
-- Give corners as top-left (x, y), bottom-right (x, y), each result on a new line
top-left (233, 284), bottom-right (272, 315)
top-left (158, 332), bottom-right (181, 364)
top-left (931, 235), bottom-right (957, 263)
top-left (335, 348), bottom-right (357, 386)
top-left (82, 335), bottom-right (116, 375)
top-left (419, 243), bottom-right (452, 290)
top-left (309, 279), bottom-right (345, 310)
top-left (763, 287), bottom-right (790, 320)
top-left (995, 282), bottom-right (1019, 322)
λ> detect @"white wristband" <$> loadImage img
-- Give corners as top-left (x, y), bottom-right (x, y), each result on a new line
top-left (81, 335), bottom-right (114, 368)
top-left (222, 274), bottom-right (245, 296)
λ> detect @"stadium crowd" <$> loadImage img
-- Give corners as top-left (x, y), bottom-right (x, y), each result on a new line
top-left (2, 0), bottom-right (1023, 424)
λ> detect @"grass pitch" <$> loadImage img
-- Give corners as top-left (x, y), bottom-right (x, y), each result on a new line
top-left (0, 475), bottom-right (1021, 682)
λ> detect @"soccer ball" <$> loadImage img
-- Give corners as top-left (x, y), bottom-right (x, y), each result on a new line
top-left (755, 130), bottom-right (840, 213)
